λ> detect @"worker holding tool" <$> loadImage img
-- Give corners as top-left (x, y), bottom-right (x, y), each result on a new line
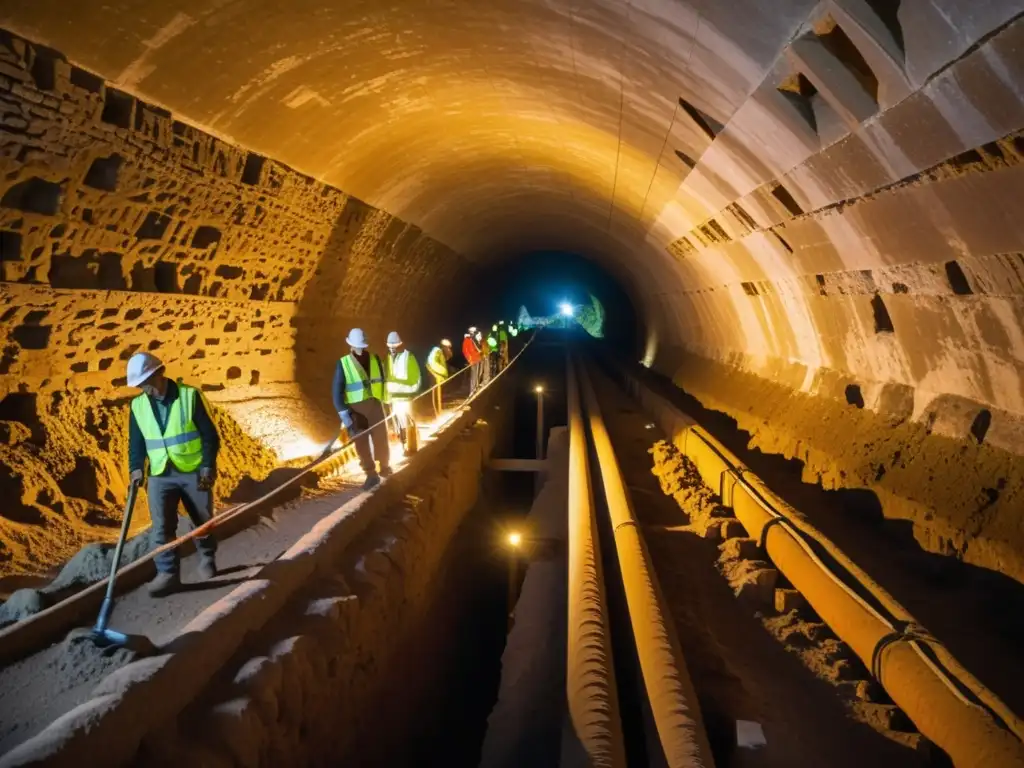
top-left (463, 328), bottom-right (482, 394)
top-left (126, 352), bottom-right (219, 597)
top-left (426, 339), bottom-right (453, 418)
top-left (384, 331), bottom-right (422, 455)
top-left (333, 328), bottom-right (391, 490)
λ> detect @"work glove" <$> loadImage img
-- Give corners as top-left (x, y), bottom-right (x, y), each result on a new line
top-left (129, 469), bottom-right (144, 488)
top-left (339, 410), bottom-right (358, 432)
top-left (198, 467), bottom-right (216, 491)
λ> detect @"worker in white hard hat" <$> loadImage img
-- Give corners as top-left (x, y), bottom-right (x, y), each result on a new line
top-left (462, 328), bottom-right (482, 395)
top-left (384, 331), bottom-right (422, 455)
top-left (426, 339), bottom-right (453, 418)
top-left (333, 328), bottom-right (390, 489)
top-left (125, 352), bottom-right (219, 597)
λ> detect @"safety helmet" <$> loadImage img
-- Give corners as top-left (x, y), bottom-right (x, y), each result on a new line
top-left (126, 352), bottom-right (164, 387)
top-left (468, 326), bottom-right (477, 333)
top-left (345, 328), bottom-right (369, 349)
top-left (387, 331), bottom-right (402, 347)
top-left (441, 339), bottom-right (452, 347)
top-left (492, 324), bottom-right (497, 331)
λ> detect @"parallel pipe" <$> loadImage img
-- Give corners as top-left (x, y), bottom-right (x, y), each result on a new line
top-left (578, 362), bottom-right (715, 768)
top-left (620, 367), bottom-right (1024, 768)
top-left (565, 356), bottom-right (628, 768)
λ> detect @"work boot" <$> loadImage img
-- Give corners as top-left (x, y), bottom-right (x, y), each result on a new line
top-left (362, 474), bottom-right (380, 491)
top-left (148, 571), bottom-right (179, 597)
top-left (197, 558), bottom-right (217, 581)
top-left (380, 466), bottom-right (393, 479)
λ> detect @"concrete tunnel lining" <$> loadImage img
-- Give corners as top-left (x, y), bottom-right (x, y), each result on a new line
top-left (0, 4), bottom-right (1023, 591)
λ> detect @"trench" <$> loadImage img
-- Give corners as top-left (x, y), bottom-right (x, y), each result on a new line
top-left (342, 347), bottom-right (565, 766)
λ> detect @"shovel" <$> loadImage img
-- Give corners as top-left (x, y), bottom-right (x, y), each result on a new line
top-left (67, 479), bottom-right (157, 655)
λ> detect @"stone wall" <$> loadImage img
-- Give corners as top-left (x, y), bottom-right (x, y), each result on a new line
top-left (0, 28), bottom-right (470, 579)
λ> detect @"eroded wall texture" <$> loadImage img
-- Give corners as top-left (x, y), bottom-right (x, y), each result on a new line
top-left (0, 31), bottom-right (468, 578)
top-left (0, 2), bottom-right (1022, 587)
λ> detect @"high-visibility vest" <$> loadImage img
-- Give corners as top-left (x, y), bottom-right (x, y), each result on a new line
top-left (386, 349), bottom-right (421, 401)
top-left (427, 347), bottom-right (449, 379)
top-left (487, 334), bottom-right (498, 352)
top-left (131, 383), bottom-right (204, 475)
top-left (341, 353), bottom-right (384, 404)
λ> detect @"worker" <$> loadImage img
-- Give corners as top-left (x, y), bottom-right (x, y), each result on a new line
top-left (463, 327), bottom-right (482, 394)
top-left (333, 328), bottom-right (390, 490)
top-left (126, 352), bottom-right (219, 597)
top-left (476, 329), bottom-right (491, 388)
top-left (487, 325), bottom-right (500, 379)
top-left (426, 339), bottom-right (453, 418)
top-left (384, 331), bottom-right (422, 454)
top-left (497, 321), bottom-right (510, 370)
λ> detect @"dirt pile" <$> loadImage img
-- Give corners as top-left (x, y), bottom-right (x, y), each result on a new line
top-left (649, 439), bottom-right (730, 538)
top-left (667, 352), bottom-right (1024, 587)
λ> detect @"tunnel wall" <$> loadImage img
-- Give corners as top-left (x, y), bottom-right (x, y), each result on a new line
top-left (0, 29), bottom-right (471, 579)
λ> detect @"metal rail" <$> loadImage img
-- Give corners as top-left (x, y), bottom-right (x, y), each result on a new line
top-left (577, 360), bottom-right (715, 768)
top-left (565, 355), bottom-right (628, 767)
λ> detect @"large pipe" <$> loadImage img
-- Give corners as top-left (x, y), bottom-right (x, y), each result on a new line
top-left (565, 356), bottom-right (627, 767)
top-left (578, 362), bottom-right (715, 768)
top-left (620, 366), bottom-right (1024, 768)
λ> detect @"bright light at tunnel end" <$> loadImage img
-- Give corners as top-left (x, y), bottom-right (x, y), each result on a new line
top-left (559, 301), bottom-right (574, 318)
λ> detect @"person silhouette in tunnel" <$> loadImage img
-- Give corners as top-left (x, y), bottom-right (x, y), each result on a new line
top-left (426, 339), bottom-right (453, 418)
top-left (463, 328), bottom-right (482, 394)
top-left (384, 331), bottom-right (421, 455)
top-left (333, 329), bottom-right (391, 490)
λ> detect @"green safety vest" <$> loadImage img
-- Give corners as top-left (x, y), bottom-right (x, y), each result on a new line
top-left (498, 328), bottom-right (508, 343)
top-left (385, 349), bottom-right (421, 401)
top-left (131, 383), bottom-right (204, 475)
top-left (487, 334), bottom-right (498, 351)
top-left (427, 347), bottom-right (449, 379)
top-left (341, 353), bottom-right (384, 404)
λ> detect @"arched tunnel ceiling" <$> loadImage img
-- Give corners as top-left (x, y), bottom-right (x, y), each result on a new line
top-left (0, 0), bottom-right (812, 282)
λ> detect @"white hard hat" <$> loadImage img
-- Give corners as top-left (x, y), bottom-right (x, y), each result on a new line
top-left (126, 352), bottom-right (164, 387)
top-left (346, 328), bottom-right (368, 349)
top-left (441, 338), bottom-right (452, 347)
top-left (386, 331), bottom-right (402, 347)
top-left (468, 326), bottom-right (477, 333)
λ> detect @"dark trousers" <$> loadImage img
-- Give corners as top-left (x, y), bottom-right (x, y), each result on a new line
top-left (148, 468), bottom-right (217, 575)
top-left (351, 398), bottom-right (390, 475)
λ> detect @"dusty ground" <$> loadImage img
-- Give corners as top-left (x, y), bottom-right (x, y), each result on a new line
top-left (0, 469), bottom-right (366, 755)
top-left (589, 369), bottom-right (923, 767)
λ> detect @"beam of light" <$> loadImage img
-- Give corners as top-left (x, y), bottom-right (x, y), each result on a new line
top-left (559, 301), bottom-right (575, 317)
top-left (534, 384), bottom-right (544, 394)
top-left (507, 531), bottom-right (522, 548)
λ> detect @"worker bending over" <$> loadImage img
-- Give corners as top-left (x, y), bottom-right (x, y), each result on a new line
top-left (334, 328), bottom-right (391, 489)
top-left (426, 339), bottom-right (453, 418)
top-left (463, 328), bottom-right (482, 394)
top-left (126, 352), bottom-right (219, 597)
top-left (385, 331), bottom-right (421, 455)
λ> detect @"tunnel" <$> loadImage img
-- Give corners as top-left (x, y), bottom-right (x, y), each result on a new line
top-left (0, 1), bottom-right (1023, 765)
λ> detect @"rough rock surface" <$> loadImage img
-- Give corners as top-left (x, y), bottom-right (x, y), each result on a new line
top-left (0, 30), bottom-right (469, 579)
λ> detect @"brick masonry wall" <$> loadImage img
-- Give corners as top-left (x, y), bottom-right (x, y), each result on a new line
top-left (0, 29), bottom-right (471, 579)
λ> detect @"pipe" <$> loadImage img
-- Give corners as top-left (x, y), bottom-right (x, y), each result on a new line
top-left (622, 367), bottom-right (1024, 768)
top-left (578, 362), bottom-right (715, 768)
top-left (565, 355), bottom-right (628, 767)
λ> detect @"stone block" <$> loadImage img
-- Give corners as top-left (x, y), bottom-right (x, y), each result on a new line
top-left (720, 519), bottom-right (746, 539)
top-left (773, 588), bottom-right (805, 613)
top-left (720, 536), bottom-right (760, 560)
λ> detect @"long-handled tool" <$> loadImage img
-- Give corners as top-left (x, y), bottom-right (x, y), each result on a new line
top-left (67, 480), bottom-right (157, 655)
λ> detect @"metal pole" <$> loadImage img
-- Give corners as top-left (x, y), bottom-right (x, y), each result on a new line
top-left (536, 390), bottom-right (544, 460)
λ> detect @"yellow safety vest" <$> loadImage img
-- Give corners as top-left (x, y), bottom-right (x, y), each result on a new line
top-left (385, 349), bottom-right (421, 401)
top-left (131, 383), bottom-right (204, 475)
top-left (427, 347), bottom-right (448, 379)
top-left (341, 353), bottom-right (384, 404)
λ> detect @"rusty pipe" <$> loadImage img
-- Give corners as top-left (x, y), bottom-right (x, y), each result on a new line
top-left (578, 362), bottom-right (715, 768)
top-left (623, 368), bottom-right (1024, 767)
top-left (565, 355), bottom-right (628, 767)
